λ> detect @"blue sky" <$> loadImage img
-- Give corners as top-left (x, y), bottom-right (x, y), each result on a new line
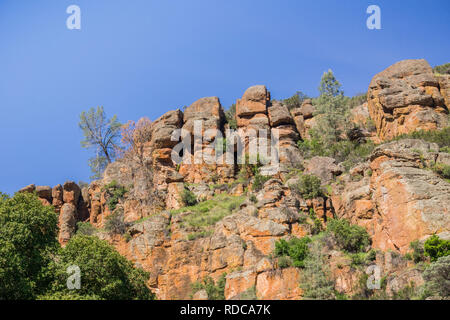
top-left (0, 0), bottom-right (449, 195)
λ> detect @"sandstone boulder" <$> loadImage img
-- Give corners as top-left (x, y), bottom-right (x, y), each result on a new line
top-left (58, 203), bottom-right (77, 245)
top-left (368, 59), bottom-right (448, 141)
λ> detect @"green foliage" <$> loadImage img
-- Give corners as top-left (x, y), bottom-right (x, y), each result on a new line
top-left (79, 106), bottom-right (121, 180)
top-left (282, 91), bottom-right (309, 110)
top-left (239, 286), bottom-right (257, 300)
top-left (225, 104), bottom-right (237, 130)
top-left (349, 250), bottom-right (376, 268)
top-left (252, 173), bottom-right (271, 192)
top-left (297, 138), bottom-right (375, 170)
top-left (274, 236), bottom-right (311, 268)
top-left (173, 194), bottom-right (245, 235)
top-left (424, 235), bottom-right (450, 262)
top-left (181, 188), bottom-right (198, 207)
top-left (47, 235), bottom-right (154, 300)
top-left (327, 219), bottom-right (370, 253)
top-left (300, 240), bottom-right (335, 299)
top-left (102, 180), bottom-right (127, 211)
top-left (37, 292), bottom-right (102, 300)
top-left (104, 211), bottom-right (128, 235)
top-left (312, 70), bottom-right (350, 144)
top-left (422, 255), bottom-right (450, 298)
top-left (187, 230), bottom-right (213, 241)
top-left (289, 174), bottom-right (323, 200)
top-left (308, 209), bottom-right (323, 235)
top-left (192, 274), bottom-right (226, 300)
top-left (409, 240), bottom-right (426, 263)
top-left (433, 63), bottom-right (450, 75)
top-left (431, 163), bottom-right (450, 180)
top-left (76, 221), bottom-right (96, 236)
top-left (0, 192), bottom-right (58, 300)
top-left (347, 93), bottom-right (367, 109)
top-left (394, 127), bottom-right (450, 149)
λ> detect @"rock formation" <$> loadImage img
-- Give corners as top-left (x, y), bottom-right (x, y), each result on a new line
top-left (17, 58), bottom-right (450, 300)
top-left (368, 59), bottom-right (448, 141)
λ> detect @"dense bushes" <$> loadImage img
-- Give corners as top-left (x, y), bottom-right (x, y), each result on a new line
top-left (424, 235), bottom-right (450, 262)
top-left (274, 237), bottom-right (312, 268)
top-left (422, 255), bottom-right (450, 298)
top-left (282, 91), bottom-right (309, 110)
top-left (431, 163), bottom-right (450, 180)
top-left (433, 63), bottom-right (450, 75)
top-left (46, 235), bottom-right (154, 300)
top-left (395, 127), bottom-right (450, 150)
top-left (327, 219), bottom-right (370, 253)
top-left (102, 180), bottom-right (127, 211)
top-left (104, 210), bottom-right (128, 235)
top-left (0, 192), bottom-right (58, 299)
top-left (181, 188), bottom-right (198, 206)
top-left (297, 138), bottom-right (375, 170)
top-left (192, 274), bottom-right (226, 300)
top-left (0, 192), bottom-right (154, 300)
top-left (289, 174), bottom-right (323, 199)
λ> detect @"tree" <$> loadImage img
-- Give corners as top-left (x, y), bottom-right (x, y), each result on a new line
top-left (282, 91), bottom-right (309, 110)
top-left (79, 106), bottom-right (121, 179)
top-left (424, 235), bottom-right (450, 262)
top-left (300, 240), bottom-right (335, 299)
top-left (0, 192), bottom-right (58, 300)
top-left (422, 255), bottom-right (450, 298)
top-left (46, 235), bottom-right (154, 300)
top-left (225, 104), bottom-right (237, 130)
top-left (311, 70), bottom-right (350, 144)
top-left (120, 117), bottom-right (153, 167)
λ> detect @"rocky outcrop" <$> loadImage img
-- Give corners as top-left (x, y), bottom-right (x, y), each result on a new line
top-left (291, 99), bottom-right (316, 140)
top-left (368, 59), bottom-right (448, 141)
top-left (332, 139), bottom-right (450, 253)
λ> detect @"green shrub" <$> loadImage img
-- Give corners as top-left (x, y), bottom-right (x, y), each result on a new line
top-left (424, 235), bottom-right (450, 262)
top-left (46, 235), bottom-right (154, 300)
top-left (274, 236), bottom-right (311, 268)
top-left (104, 211), bottom-right (127, 235)
top-left (249, 194), bottom-right (257, 203)
top-left (277, 256), bottom-right (293, 269)
top-left (394, 127), bottom-right (450, 149)
top-left (433, 63), bottom-right (450, 75)
top-left (422, 255), bottom-right (450, 298)
top-left (409, 240), bottom-right (426, 263)
top-left (102, 180), bottom-right (127, 211)
top-left (327, 219), bottom-right (370, 253)
top-left (76, 221), bottom-right (96, 236)
top-left (297, 138), bottom-right (374, 170)
top-left (252, 173), bottom-right (271, 192)
top-left (282, 91), bottom-right (309, 110)
top-left (431, 163), bottom-right (450, 180)
top-left (187, 230), bottom-right (213, 241)
top-left (290, 174), bottom-right (323, 200)
top-left (225, 104), bottom-right (237, 130)
top-left (0, 192), bottom-right (58, 299)
top-left (300, 241), bottom-right (335, 299)
top-left (181, 188), bottom-right (198, 206)
top-left (192, 274), bottom-right (226, 300)
top-left (308, 209), bottom-right (323, 235)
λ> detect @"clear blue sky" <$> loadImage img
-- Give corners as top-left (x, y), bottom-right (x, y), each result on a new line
top-left (0, 0), bottom-right (449, 195)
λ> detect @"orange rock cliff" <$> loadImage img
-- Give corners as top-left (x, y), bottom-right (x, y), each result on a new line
top-left (19, 59), bottom-right (450, 300)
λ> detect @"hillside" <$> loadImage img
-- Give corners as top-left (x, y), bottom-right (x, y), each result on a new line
top-left (14, 59), bottom-right (450, 300)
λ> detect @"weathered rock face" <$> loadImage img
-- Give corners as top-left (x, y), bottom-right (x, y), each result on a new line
top-left (368, 59), bottom-right (448, 141)
top-left (305, 157), bottom-right (343, 184)
top-left (332, 139), bottom-right (450, 253)
top-left (291, 99), bottom-right (316, 140)
top-left (58, 203), bottom-right (77, 245)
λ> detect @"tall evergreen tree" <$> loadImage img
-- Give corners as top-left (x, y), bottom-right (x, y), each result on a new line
top-left (312, 70), bottom-right (349, 144)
